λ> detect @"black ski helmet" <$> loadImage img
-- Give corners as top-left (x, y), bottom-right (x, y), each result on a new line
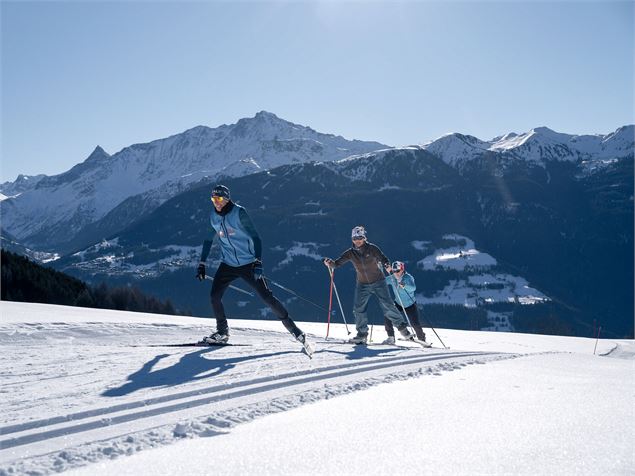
top-left (211, 184), bottom-right (230, 200)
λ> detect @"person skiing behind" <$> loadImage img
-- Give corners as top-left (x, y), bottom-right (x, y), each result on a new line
top-left (196, 185), bottom-right (313, 356)
top-left (383, 260), bottom-right (428, 345)
top-left (323, 226), bottom-right (414, 344)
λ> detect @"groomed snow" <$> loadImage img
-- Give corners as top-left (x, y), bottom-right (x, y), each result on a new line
top-left (0, 301), bottom-right (632, 475)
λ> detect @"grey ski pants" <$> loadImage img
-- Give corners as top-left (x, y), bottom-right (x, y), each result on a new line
top-left (353, 279), bottom-right (407, 336)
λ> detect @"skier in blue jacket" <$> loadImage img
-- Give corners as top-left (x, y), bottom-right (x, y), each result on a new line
top-left (196, 185), bottom-right (311, 353)
top-left (383, 261), bottom-right (427, 344)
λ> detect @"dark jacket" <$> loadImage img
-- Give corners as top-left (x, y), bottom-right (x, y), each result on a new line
top-left (333, 242), bottom-right (390, 284)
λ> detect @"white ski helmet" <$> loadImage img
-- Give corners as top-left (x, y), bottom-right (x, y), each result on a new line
top-left (391, 261), bottom-right (405, 273)
top-left (351, 225), bottom-right (367, 240)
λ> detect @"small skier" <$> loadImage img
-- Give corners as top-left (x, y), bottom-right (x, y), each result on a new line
top-left (196, 185), bottom-right (312, 356)
top-left (323, 225), bottom-right (414, 344)
top-left (382, 260), bottom-right (428, 345)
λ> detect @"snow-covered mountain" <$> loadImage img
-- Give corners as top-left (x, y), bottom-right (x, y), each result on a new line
top-left (323, 124), bottom-right (633, 180)
top-left (0, 174), bottom-right (47, 200)
top-left (1, 301), bottom-right (632, 475)
top-left (0, 111), bottom-right (387, 251)
top-left (2, 119), bottom-right (631, 254)
top-left (50, 138), bottom-right (632, 337)
top-left (422, 124), bottom-right (634, 168)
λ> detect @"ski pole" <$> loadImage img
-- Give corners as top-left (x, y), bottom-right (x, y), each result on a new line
top-left (326, 268), bottom-right (335, 339)
top-left (593, 326), bottom-right (602, 355)
top-left (204, 275), bottom-right (254, 297)
top-left (264, 276), bottom-right (329, 313)
top-left (391, 274), bottom-right (417, 335)
top-left (381, 265), bottom-right (417, 338)
top-left (329, 270), bottom-right (351, 335)
top-left (402, 286), bottom-right (448, 349)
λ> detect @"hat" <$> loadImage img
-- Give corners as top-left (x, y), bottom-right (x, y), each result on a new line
top-left (351, 225), bottom-right (366, 240)
top-left (211, 184), bottom-right (230, 200)
top-left (391, 261), bottom-right (405, 273)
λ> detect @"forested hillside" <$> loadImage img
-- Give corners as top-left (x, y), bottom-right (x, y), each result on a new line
top-left (1, 250), bottom-right (179, 315)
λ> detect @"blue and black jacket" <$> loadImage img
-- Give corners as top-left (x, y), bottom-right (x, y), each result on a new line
top-left (199, 201), bottom-right (262, 267)
top-left (385, 272), bottom-right (417, 308)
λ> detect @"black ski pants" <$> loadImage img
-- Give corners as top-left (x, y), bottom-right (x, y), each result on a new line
top-left (384, 302), bottom-right (426, 341)
top-left (210, 262), bottom-right (302, 338)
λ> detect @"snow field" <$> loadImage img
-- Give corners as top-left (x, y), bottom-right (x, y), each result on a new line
top-left (73, 353), bottom-right (633, 476)
top-left (0, 301), bottom-right (632, 475)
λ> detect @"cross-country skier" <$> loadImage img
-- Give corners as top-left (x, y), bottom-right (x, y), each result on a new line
top-left (323, 225), bottom-right (414, 344)
top-left (196, 185), bottom-right (312, 354)
top-left (382, 260), bottom-right (427, 345)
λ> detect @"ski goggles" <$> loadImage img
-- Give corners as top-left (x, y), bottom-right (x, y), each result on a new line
top-left (211, 195), bottom-right (228, 203)
top-left (352, 235), bottom-right (365, 241)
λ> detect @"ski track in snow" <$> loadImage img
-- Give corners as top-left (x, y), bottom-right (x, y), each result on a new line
top-left (0, 320), bottom-right (525, 475)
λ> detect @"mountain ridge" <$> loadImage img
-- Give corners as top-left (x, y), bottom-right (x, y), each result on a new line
top-left (0, 112), bottom-right (388, 251)
top-left (50, 145), bottom-right (633, 338)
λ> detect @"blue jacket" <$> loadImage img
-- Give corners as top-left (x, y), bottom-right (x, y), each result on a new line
top-left (385, 272), bottom-right (417, 308)
top-left (200, 201), bottom-right (262, 267)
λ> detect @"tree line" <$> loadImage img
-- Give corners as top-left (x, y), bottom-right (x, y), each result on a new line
top-left (1, 250), bottom-right (178, 315)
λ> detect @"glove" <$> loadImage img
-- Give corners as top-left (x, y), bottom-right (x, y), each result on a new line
top-left (196, 262), bottom-right (206, 281)
top-left (253, 260), bottom-right (264, 280)
top-left (323, 258), bottom-right (335, 269)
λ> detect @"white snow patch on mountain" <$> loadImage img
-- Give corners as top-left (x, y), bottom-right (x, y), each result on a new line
top-left (378, 183), bottom-right (402, 191)
top-left (72, 238), bottom-right (121, 259)
top-left (274, 242), bottom-right (327, 270)
top-left (293, 209), bottom-right (326, 216)
top-left (420, 133), bottom-right (490, 166)
top-left (413, 234), bottom-right (549, 306)
top-left (331, 148), bottom-right (419, 182)
top-left (411, 240), bottom-right (432, 251)
top-left (418, 275), bottom-right (549, 307)
top-left (418, 234), bottom-right (497, 271)
top-left (217, 158), bottom-right (263, 178)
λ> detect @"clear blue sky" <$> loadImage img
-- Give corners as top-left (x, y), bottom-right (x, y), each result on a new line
top-left (2, 1), bottom-right (633, 182)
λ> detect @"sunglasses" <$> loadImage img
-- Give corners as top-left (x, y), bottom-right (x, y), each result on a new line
top-left (352, 236), bottom-right (365, 241)
top-left (211, 195), bottom-right (227, 203)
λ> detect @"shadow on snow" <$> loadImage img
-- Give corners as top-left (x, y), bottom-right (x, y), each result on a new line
top-left (102, 347), bottom-right (296, 397)
top-left (315, 343), bottom-right (403, 360)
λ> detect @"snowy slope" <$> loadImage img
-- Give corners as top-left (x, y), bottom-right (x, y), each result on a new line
top-left (0, 112), bottom-right (386, 249)
top-left (1, 301), bottom-right (632, 475)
